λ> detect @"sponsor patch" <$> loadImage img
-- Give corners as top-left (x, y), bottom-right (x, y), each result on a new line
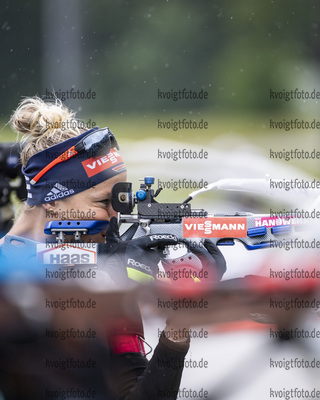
top-left (37, 244), bottom-right (97, 264)
top-left (183, 217), bottom-right (247, 238)
top-left (81, 149), bottom-right (124, 178)
top-left (254, 217), bottom-right (304, 228)
top-left (44, 183), bottom-right (74, 202)
top-left (127, 258), bottom-right (152, 272)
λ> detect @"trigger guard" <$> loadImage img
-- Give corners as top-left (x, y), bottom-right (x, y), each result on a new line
top-left (161, 251), bottom-right (202, 271)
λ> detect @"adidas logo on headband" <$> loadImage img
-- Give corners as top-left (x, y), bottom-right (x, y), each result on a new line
top-left (44, 183), bottom-right (74, 202)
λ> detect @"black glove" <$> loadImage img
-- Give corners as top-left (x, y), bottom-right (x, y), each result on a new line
top-left (99, 217), bottom-right (180, 284)
top-left (160, 239), bottom-right (227, 287)
top-left (192, 239), bottom-right (227, 281)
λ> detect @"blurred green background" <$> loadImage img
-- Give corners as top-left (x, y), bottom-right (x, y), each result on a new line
top-left (0, 0), bottom-right (319, 178)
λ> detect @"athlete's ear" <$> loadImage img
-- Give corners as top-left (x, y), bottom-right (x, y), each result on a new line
top-left (42, 201), bottom-right (56, 212)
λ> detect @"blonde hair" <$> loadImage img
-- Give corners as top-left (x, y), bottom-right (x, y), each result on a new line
top-left (10, 96), bottom-right (86, 167)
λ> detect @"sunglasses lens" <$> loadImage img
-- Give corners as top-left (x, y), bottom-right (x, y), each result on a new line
top-left (82, 128), bottom-right (110, 151)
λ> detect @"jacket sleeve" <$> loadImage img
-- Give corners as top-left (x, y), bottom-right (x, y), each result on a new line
top-left (108, 331), bottom-right (190, 400)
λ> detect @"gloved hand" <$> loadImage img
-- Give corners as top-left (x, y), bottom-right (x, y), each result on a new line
top-left (160, 239), bottom-right (227, 289)
top-left (99, 217), bottom-right (180, 284)
top-left (190, 239), bottom-right (227, 281)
